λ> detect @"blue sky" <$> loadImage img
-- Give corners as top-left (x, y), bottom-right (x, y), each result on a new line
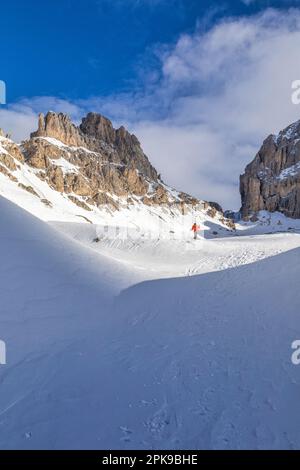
top-left (1, 0), bottom-right (297, 102)
top-left (2, 0), bottom-right (300, 208)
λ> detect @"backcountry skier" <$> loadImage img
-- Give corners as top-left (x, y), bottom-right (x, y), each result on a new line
top-left (191, 222), bottom-right (200, 240)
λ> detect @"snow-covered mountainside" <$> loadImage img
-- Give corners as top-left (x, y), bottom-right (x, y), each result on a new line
top-left (0, 113), bottom-right (234, 238)
top-left (1, 196), bottom-right (300, 449)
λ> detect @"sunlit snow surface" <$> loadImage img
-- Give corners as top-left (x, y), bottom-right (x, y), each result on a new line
top-left (1, 136), bottom-right (300, 449)
top-left (0, 197), bottom-right (300, 449)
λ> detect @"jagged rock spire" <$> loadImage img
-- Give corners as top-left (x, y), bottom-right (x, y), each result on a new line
top-left (38, 113), bottom-right (45, 133)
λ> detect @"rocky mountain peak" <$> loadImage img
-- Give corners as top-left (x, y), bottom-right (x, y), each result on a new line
top-left (240, 119), bottom-right (300, 219)
top-left (31, 111), bottom-right (142, 151)
top-left (80, 112), bottom-right (116, 143)
top-left (6, 111), bottom-right (200, 212)
top-left (31, 112), bottom-right (86, 147)
top-left (30, 111), bottom-right (157, 179)
top-left (274, 120), bottom-right (300, 147)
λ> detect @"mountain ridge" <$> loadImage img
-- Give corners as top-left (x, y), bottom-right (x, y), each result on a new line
top-left (0, 111), bottom-right (235, 234)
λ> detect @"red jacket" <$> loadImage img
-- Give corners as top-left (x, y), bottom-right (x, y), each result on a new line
top-left (192, 223), bottom-right (200, 232)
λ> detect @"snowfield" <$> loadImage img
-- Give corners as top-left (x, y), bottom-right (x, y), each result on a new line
top-left (0, 196), bottom-right (300, 449)
top-left (52, 220), bottom-right (300, 279)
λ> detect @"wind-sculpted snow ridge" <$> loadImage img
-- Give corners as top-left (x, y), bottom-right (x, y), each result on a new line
top-left (0, 197), bottom-right (300, 449)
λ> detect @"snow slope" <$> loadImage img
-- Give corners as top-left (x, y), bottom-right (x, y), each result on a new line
top-left (0, 197), bottom-right (147, 448)
top-left (106, 248), bottom-right (300, 450)
top-left (0, 196), bottom-right (300, 449)
top-left (51, 221), bottom-right (300, 278)
top-left (236, 210), bottom-right (300, 235)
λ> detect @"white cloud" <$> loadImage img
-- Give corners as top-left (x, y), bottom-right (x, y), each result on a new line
top-left (0, 106), bottom-right (36, 143)
top-left (3, 8), bottom-right (300, 209)
top-left (127, 8), bottom-right (300, 209)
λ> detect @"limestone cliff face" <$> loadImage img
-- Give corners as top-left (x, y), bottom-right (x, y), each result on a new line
top-left (240, 120), bottom-right (300, 219)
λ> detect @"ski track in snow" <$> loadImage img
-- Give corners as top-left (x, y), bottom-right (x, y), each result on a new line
top-left (1, 198), bottom-right (300, 449)
top-left (51, 221), bottom-right (300, 280)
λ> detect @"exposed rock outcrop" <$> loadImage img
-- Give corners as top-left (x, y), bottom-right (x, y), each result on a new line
top-left (31, 112), bottom-right (86, 148)
top-left (208, 201), bottom-right (223, 214)
top-left (31, 112), bottom-right (158, 180)
top-left (240, 120), bottom-right (300, 219)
